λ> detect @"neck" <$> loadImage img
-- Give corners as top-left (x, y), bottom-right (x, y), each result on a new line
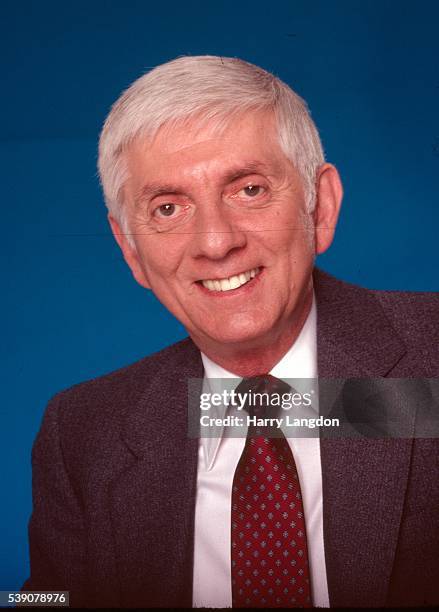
top-left (193, 289), bottom-right (313, 377)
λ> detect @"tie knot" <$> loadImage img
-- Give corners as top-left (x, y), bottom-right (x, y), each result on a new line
top-left (235, 375), bottom-right (291, 419)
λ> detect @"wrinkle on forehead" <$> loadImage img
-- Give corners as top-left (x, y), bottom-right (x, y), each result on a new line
top-left (154, 107), bottom-right (272, 148)
top-left (131, 109), bottom-right (276, 159)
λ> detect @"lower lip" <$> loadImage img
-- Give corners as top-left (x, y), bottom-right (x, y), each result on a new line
top-left (196, 268), bottom-right (264, 297)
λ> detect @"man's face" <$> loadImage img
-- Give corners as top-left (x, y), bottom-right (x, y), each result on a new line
top-left (112, 111), bottom-right (340, 356)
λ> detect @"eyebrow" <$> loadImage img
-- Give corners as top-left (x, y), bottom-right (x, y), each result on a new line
top-left (134, 161), bottom-right (273, 206)
top-left (134, 182), bottom-right (183, 206)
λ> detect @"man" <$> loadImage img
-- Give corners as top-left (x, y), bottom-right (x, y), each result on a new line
top-left (23, 56), bottom-right (438, 608)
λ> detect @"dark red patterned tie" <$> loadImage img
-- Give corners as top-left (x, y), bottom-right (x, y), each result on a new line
top-left (231, 376), bottom-right (312, 608)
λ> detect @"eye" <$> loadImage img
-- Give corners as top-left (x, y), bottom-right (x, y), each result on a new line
top-left (150, 202), bottom-right (192, 229)
top-left (238, 184), bottom-right (266, 198)
top-left (154, 203), bottom-right (178, 217)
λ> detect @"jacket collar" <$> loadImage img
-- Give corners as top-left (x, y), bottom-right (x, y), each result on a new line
top-left (313, 268), bottom-right (406, 378)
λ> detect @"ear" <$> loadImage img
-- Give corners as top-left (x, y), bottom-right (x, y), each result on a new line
top-left (313, 163), bottom-right (343, 255)
top-left (108, 214), bottom-right (151, 289)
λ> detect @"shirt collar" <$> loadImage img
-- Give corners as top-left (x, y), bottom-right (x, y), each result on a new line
top-left (200, 293), bottom-right (318, 470)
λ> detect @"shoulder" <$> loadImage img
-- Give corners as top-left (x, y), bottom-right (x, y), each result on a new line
top-left (313, 267), bottom-right (439, 374)
top-left (41, 336), bottom-right (200, 440)
top-left (314, 267), bottom-right (438, 305)
top-left (314, 267), bottom-right (438, 325)
top-left (55, 336), bottom-right (198, 399)
top-left (313, 268), bottom-right (439, 323)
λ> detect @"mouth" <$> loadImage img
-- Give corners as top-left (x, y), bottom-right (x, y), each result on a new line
top-left (198, 267), bottom-right (262, 293)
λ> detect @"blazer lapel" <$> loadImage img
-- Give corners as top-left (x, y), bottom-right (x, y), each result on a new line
top-left (109, 340), bottom-right (203, 608)
top-left (314, 269), bottom-right (415, 607)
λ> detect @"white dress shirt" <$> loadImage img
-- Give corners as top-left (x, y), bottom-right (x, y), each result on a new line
top-left (192, 296), bottom-right (330, 607)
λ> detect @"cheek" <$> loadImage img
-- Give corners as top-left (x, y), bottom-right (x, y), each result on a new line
top-left (135, 236), bottom-right (186, 280)
top-left (270, 227), bottom-right (313, 260)
top-left (282, 211), bottom-right (315, 255)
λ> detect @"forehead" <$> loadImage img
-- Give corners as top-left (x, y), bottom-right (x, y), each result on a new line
top-left (124, 110), bottom-right (289, 183)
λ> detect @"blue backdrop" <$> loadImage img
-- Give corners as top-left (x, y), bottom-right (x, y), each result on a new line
top-left (2, 0), bottom-right (438, 590)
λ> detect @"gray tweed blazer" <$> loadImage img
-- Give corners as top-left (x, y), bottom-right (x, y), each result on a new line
top-left (23, 268), bottom-right (439, 607)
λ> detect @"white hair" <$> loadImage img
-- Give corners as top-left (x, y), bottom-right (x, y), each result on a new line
top-left (98, 55), bottom-right (325, 241)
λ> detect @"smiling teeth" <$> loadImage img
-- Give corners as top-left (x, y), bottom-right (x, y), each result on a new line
top-left (202, 267), bottom-right (260, 292)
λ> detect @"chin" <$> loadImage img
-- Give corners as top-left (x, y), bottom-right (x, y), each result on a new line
top-left (201, 316), bottom-right (275, 347)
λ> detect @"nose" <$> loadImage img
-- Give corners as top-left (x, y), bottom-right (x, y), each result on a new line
top-left (191, 201), bottom-right (247, 261)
